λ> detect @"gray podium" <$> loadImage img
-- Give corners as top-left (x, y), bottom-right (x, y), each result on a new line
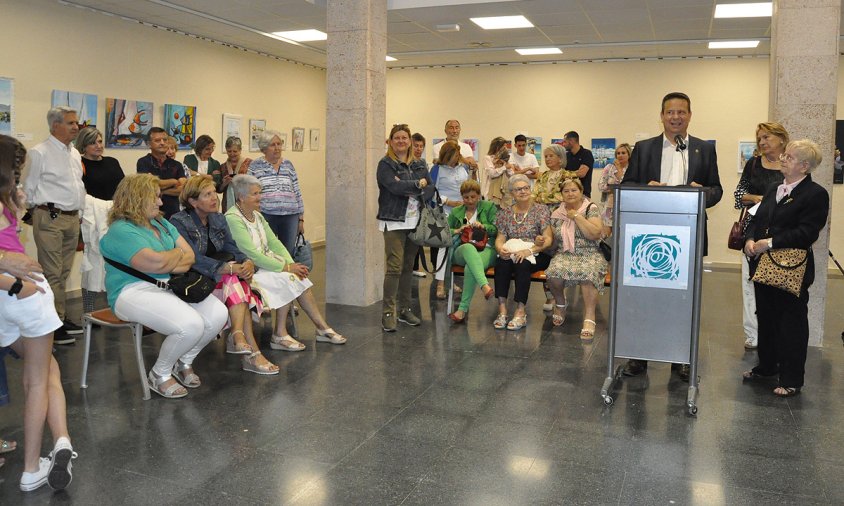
top-left (600, 186), bottom-right (706, 415)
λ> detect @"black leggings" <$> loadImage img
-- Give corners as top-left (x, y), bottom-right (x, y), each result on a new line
top-left (494, 253), bottom-right (552, 304)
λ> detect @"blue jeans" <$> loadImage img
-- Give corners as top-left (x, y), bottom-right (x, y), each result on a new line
top-left (264, 213), bottom-right (300, 255)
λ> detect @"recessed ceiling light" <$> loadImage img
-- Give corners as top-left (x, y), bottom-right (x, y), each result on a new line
top-left (714, 3), bottom-right (772, 18)
top-left (515, 48), bottom-right (562, 56)
top-left (271, 29), bottom-right (327, 42)
top-left (470, 15), bottom-right (533, 30)
top-left (386, 55), bottom-right (397, 61)
top-left (708, 40), bottom-right (760, 49)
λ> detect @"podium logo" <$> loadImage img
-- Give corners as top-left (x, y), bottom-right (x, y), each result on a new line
top-left (629, 233), bottom-right (682, 281)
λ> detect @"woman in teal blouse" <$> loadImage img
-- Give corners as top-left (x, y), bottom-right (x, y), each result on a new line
top-left (446, 180), bottom-right (497, 323)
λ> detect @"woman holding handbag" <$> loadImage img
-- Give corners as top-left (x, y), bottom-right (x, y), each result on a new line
top-left (734, 122), bottom-right (789, 350)
top-left (742, 139), bottom-right (828, 397)
top-left (446, 180), bottom-right (497, 323)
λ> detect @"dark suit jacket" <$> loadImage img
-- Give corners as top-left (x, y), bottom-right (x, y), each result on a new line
top-left (745, 174), bottom-right (829, 289)
top-left (621, 134), bottom-right (723, 255)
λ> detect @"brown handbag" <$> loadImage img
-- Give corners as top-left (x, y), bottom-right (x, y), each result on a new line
top-left (728, 207), bottom-right (748, 250)
top-left (751, 248), bottom-right (808, 297)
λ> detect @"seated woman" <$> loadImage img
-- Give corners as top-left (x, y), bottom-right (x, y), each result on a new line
top-left (0, 135), bottom-right (76, 492)
top-left (546, 178), bottom-right (605, 339)
top-left (170, 176), bottom-right (278, 375)
top-left (226, 174), bottom-right (346, 350)
top-left (493, 174), bottom-right (554, 330)
top-left (446, 180), bottom-right (497, 323)
top-left (100, 174), bottom-right (228, 398)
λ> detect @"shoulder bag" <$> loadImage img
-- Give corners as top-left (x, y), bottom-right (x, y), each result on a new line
top-left (750, 248), bottom-right (808, 297)
top-left (409, 189), bottom-right (451, 249)
top-left (293, 232), bottom-right (313, 270)
top-left (104, 256), bottom-right (216, 304)
top-left (727, 206), bottom-right (749, 251)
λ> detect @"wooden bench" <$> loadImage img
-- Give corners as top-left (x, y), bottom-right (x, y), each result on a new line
top-left (447, 265), bottom-right (547, 313)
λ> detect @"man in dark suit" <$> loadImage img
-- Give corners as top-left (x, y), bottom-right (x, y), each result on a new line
top-left (620, 91), bottom-right (723, 381)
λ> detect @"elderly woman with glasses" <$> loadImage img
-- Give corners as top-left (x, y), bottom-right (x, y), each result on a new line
top-left (492, 174), bottom-right (554, 331)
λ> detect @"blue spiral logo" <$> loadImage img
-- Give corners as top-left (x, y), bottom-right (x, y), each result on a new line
top-left (629, 233), bottom-right (682, 280)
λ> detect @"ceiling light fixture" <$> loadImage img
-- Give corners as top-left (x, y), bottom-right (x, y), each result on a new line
top-left (386, 55), bottom-right (397, 61)
top-left (271, 29), bottom-right (327, 42)
top-left (470, 15), bottom-right (533, 30)
top-left (714, 3), bottom-right (772, 18)
top-left (515, 48), bottom-right (562, 56)
top-left (708, 40), bottom-right (760, 49)
top-left (435, 24), bottom-right (460, 32)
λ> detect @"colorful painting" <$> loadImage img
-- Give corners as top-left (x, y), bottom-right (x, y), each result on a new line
top-left (222, 113), bottom-right (242, 152)
top-left (551, 138), bottom-right (565, 146)
top-left (249, 119), bottom-right (265, 152)
top-left (591, 138), bottom-right (616, 169)
top-left (51, 90), bottom-right (97, 129)
top-left (309, 128), bottom-right (320, 151)
top-left (623, 223), bottom-right (690, 290)
top-left (526, 136), bottom-right (542, 163)
top-left (105, 98), bottom-right (153, 148)
top-left (0, 78), bottom-right (12, 136)
top-left (163, 104), bottom-right (196, 149)
top-left (462, 138), bottom-right (480, 161)
top-left (292, 127), bottom-right (305, 152)
top-left (738, 140), bottom-right (756, 173)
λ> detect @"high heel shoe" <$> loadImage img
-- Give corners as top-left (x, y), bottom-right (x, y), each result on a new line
top-left (242, 352), bottom-right (280, 375)
top-left (448, 311), bottom-right (466, 323)
top-left (226, 330), bottom-right (253, 355)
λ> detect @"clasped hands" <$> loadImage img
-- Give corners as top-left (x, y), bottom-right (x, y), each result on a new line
top-left (744, 238), bottom-right (771, 258)
top-left (498, 235), bottom-right (545, 263)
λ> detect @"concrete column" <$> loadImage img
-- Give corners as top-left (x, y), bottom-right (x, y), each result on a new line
top-left (769, 0), bottom-right (840, 346)
top-left (325, 0), bottom-right (387, 306)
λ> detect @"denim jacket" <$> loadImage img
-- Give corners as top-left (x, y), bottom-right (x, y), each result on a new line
top-left (376, 156), bottom-right (433, 222)
top-left (169, 210), bottom-right (247, 281)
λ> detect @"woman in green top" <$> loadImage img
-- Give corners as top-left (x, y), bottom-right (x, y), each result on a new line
top-left (226, 175), bottom-right (346, 351)
top-left (446, 180), bottom-right (497, 323)
top-left (183, 135), bottom-right (222, 186)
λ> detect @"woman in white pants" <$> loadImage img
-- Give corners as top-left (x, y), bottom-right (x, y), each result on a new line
top-left (100, 174), bottom-right (227, 398)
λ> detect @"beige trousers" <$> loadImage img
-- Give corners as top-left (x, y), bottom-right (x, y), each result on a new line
top-left (32, 208), bottom-right (79, 321)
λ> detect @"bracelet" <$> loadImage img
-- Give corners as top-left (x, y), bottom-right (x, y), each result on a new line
top-left (229, 262), bottom-right (234, 275)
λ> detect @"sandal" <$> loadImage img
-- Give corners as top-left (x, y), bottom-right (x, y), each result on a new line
top-left (242, 352), bottom-right (280, 375)
top-left (580, 319), bottom-right (596, 341)
top-left (551, 304), bottom-right (566, 327)
top-left (435, 283), bottom-right (447, 300)
top-left (316, 328), bottom-right (347, 344)
top-left (172, 360), bottom-right (201, 389)
top-left (226, 330), bottom-right (253, 355)
top-left (270, 334), bottom-right (306, 352)
top-left (481, 284), bottom-right (494, 300)
top-left (453, 285), bottom-right (463, 294)
top-left (0, 438), bottom-right (16, 454)
top-left (507, 314), bottom-right (526, 331)
top-left (148, 370), bottom-right (188, 399)
top-left (493, 313), bottom-right (508, 330)
top-left (742, 369), bottom-right (777, 381)
top-left (774, 386), bottom-right (801, 397)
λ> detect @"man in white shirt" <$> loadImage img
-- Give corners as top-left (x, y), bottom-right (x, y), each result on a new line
top-left (432, 119), bottom-right (478, 177)
top-left (23, 106), bottom-right (87, 344)
top-left (510, 134), bottom-right (540, 185)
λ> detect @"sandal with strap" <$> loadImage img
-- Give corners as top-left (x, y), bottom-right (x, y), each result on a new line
top-left (552, 304), bottom-right (566, 327)
top-left (147, 370), bottom-right (188, 399)
top-left (172, 360), bottom-right (201, 389)
top-left (742, 369), bottom-right (778, 381)
top-left (316, 328), bottom-right (347, 345)
top-left (226, 330), bottom-right (253, 355)
top-left (0, 438), bottom-right (16, 454)
top-left (493, 313), bottom-right (508, 330)
top-left (270, 334), bottom-right (306, 352)
top-left (774, 386), bottom-right (801, 397)
top-left (507, 314), bottom-right (526, 331)
top-left (242, 352), bottom-right (280, 375)
top-left (580, 319), bottom-right (596, 341)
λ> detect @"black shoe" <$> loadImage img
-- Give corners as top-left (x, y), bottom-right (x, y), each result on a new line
top-left (53, 327), bottom-right (76, 345)
top-left (622, 359), bottom-right (647, 377)
top-left (62, 320), bottom-right (83, 335)
top-left (677, 364), bottom-right (691, 382)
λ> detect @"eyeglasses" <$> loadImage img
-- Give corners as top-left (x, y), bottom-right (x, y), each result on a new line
top-left (779, 153), bottom-right (797, 163)
top-left (511, 186), bottom-right (531, 193)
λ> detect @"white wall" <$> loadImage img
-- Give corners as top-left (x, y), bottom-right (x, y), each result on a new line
top-left (1, 0), bottom-right (327, 291)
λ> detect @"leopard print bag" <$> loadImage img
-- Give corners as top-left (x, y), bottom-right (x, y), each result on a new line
top-left (751, 248), bottom-right (808, 297)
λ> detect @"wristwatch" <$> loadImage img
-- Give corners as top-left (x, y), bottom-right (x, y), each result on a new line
top-left (8, 277), bottom-right (23, 296)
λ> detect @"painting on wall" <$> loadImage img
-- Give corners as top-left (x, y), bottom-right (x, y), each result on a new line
top-left (738, 140), bottom-right (756, 173)
top-left (525, 136), bottom-right (542, 163)
top-left (163, 104), bottom-right (196, 149)
top-left (0, 78), bottom-right (13, 136)
top-left (462, 138), bottom-right (480, 161)
top-left (551, 138), bottom-right (565, 146)
top-left (835, 120), bottom-right (844, 184)
top-left (222, 113), bottom-right (242, 152)
top-left (591, 138), bottom-right (616, 169)
top-left (292, 127), bottom-right (305, 152)
top-left (105, 98), bottom-right (153, 148)
top-left (248, 119), bottom-right (265, 152)
top-left (51, 90), bottom-right (97, 129)
top-left (309, 128), bottom-right (320, 151)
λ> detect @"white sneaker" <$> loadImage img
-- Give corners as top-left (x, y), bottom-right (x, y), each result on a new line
top-left (744, 337), bottom-right (758, 350)
top-left (47, 436), bottom-right (77, 490)
top-left (412, 271), bottom-right (427, 278)
top-left (20, 457), bottom-right (51, 492)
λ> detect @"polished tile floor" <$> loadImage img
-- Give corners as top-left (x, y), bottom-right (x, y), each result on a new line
top-left (1, 250), bottom-right (843, 505)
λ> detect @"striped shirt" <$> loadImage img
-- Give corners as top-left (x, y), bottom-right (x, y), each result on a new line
top-left (248, 157), bottom-right (304, 216)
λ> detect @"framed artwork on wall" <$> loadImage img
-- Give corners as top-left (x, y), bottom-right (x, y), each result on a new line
top-left (591, 138), bottom-right (616, 168)
top-left (462, 138), bottom-right (479, 161)
top-left (164, 104), bottom-right (196, 149)
top-left (292, 127), bottom-right (305, 152)
top-left (51, 90), bottom-right (97, 129)
top-left (525, 136), bottom-right (542, 163)
top-left (309, 128), bottom-right (320, 151)
top-left (105, 98), bottom-right (153, 148)
top-left (279, 132), bottom-right (288, 150)
top-left (222, 113), bottom-right (242, 152)
top-left (249, 119), bottom-right (266, 152)
top-left (738, 140), bottom-right (756, 173)
top-left (0, 77), bottom-right (14, 135)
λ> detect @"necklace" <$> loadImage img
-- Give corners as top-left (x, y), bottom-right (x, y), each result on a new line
top-left (513, 205), bottom-right (530, 224)
top-left (236, 203), bottom-right (255, 223)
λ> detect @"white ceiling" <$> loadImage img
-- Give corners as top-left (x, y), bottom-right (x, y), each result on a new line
top-left (60, 0), bottom-right (844, 68)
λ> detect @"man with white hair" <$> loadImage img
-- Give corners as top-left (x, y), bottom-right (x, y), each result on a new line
top-left (22, 106), bottom-right (86, 344)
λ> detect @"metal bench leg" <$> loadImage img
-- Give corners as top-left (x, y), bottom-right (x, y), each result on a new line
top-left (447, 275), bottom-right (455, 314)
top-left (288, 307), bottom-right (299, 339)
top-left (132, 324), bottom-right (151, 400)
top-left (80, 318), bottom-right (92, 389)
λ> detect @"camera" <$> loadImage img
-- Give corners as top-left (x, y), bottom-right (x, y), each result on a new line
top-left (496, 149), bottom-right (510, 162)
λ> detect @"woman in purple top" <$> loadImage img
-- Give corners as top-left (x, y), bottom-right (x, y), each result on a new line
top-left (247, 130), bottom-right (304, 254)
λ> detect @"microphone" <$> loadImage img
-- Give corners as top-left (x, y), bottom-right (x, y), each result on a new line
top-left (674, 135), bottom-right (687, 151)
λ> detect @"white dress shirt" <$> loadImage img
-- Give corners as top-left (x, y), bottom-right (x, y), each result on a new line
top-left (23, 135), bottom-right (86, 211)
top-left (659, 134), bottom-right (689, 187)
top-left (432, 140), bottom-right (474, 162)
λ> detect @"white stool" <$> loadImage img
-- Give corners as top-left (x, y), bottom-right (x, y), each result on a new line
top-left (80, 308), bottom-right (150, 400)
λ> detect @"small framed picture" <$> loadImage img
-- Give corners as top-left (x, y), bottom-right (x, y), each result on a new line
top-left (738, 140), bottom-right (756, 173)
top-left (292, 127), bottom-right (305, 152)
top-left (309, 128), bottom-right (320, 151)
top-left (249, 119), bottom-right (266, 152)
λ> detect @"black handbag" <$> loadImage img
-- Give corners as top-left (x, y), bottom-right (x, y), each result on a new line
top-left (598, 240), bottom-right (612, 262)
top-left (104, 257), bottom-right (216, 304)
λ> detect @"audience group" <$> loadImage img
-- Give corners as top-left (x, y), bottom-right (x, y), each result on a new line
top-left (0, 91), bottom-right (833, 492)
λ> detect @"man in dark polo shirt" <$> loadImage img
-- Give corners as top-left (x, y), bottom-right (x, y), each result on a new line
top-left (137, 127), bottom-right (186, 219)
top-left (563, 131), bottom-right (595, 198)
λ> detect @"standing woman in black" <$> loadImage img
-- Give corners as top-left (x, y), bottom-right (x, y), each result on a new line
top-left (743, 139), bottom-right (829, 397)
